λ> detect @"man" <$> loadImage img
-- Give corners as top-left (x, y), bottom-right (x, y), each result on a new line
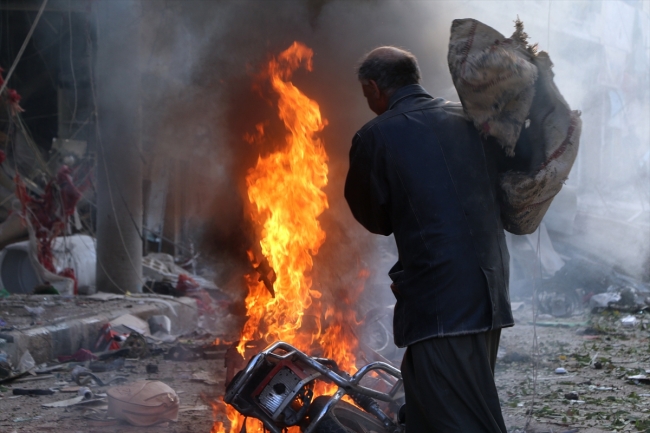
top-left (345, 46), bottom-right (513, 432)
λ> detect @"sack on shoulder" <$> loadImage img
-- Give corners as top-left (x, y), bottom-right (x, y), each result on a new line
top-left (448, 18), bottom-right (581, 235)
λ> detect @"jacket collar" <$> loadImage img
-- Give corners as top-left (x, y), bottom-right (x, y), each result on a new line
top-left (388, 84), bottom-right (432, 110)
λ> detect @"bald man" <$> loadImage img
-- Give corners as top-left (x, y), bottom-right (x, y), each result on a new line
top-left (345, 47), bottom-right (512, 432)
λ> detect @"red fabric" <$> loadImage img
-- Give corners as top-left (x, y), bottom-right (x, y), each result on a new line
top-left (59, 268), bottom-right (78, 295)
top-left (95, 323), bottom-right (124, 351)
top-left (7, 88), bottom-right (21, 104)
top-left (14, 166), bottom-right (84, 275)
top-left (176, 274), bottom-right (214, 315)
top-left (176, 274), bottom-right (200, 292)
top-left (58, 348), bottom-right (98, 363)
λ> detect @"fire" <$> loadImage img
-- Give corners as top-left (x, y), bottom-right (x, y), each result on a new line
top-left (212, 41), bottom-right (361, 433)
top-left (238, 41), bottom-right (330, 355)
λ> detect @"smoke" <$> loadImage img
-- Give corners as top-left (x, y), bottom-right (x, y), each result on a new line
top-left (129, 0), bottom-right (648, 319)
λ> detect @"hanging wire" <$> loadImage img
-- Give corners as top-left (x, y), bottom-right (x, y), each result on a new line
top-left (0, 0), bottom-right (49, 96)
top-left (524, 228), bottom-right (543, 432)
top-left (67, 0), bottom-right (78, 134)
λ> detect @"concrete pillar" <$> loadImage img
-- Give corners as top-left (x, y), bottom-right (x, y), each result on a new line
top-left (94, 1), bottom-right (143, 293)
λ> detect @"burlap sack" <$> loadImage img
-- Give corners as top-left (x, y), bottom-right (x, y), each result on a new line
top-left (448, 18), bottom-right (581, 235)
top-left (107, 380), bottom-right (179, 426)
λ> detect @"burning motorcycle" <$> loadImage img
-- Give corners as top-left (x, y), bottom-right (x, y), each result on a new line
top-left (225, 341), bottom-right (406, 433)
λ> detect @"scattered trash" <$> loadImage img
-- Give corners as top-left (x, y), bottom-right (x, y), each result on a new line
top-left (564, 392), bottom-right (579, 400)
top-left (555, 367), bottom-right (568, 374)
top-left (123, 332), bottom-right (150, 358)
top-left (530, 321), bottom-right (588, 328)
top-left (537, 290), bottom-right (581, 317)
top-left (71, 365), bottom-right (127, 387)
top-left (164, 344), bottom-right (200, 362)
top-left (500, 351), bottom-right (531, 364)
top-left (621, 315), bottom-right (638, 327)
top-left (13, 387), bottom-right (55, 395)
top-left (17, 350), bottom-right (35, 373)
top-left (89, 357), bottom-right (125, 373)
top-left (589, 291), bottom-right (622, 311)
top-left (149, 315), bottom-right (172, 334)
top-left (178, 404), bottom-right (210, 412)
top-left (627, 374), bottom-right (650, 384)
top-left (58, 348), bottom-right (98, 363)
top-left (146, 364), bottom-right (159, 374)
top-left (191, 370), bottom-right (218, 386)
top-left (24, 305), bottom-right (45, 316)
top-left (0, 352), bottom-right (11, 378)
top-left (593, 361), bottom-right (603, 369)
top-left (107, 380), bottom-right (179, 426)
top-left (33, 284), bottom-right (60, 295)
top-left (110, 314), bottom-right (151, 336)
top-left (42, 387), bottom-right (95, 408)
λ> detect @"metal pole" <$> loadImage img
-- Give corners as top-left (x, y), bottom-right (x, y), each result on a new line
top-left (94, 0), bottom-right (143, 293)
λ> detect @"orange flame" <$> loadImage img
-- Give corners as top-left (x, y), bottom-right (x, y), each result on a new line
top-left (238, 41), bottom-right (330, 354)
top-left (212, 41), bottom-right (363, 433)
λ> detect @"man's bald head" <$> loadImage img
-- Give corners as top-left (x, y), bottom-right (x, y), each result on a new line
top-left (357, 46), bottom-right (421, 96)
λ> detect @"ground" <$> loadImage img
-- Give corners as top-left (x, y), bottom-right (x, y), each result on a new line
top-left (2, 302), bottom-right (650, 433)
top-left (498, 303), bottom-right (650, 433)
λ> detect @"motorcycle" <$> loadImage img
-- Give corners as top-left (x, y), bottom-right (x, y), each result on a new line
top-left (225, 341), bottom-right (406, 433)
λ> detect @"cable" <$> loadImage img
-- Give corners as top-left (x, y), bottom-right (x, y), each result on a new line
top-left (524, 228), bottom-right (542, 432)
top-left (67, 0), bottom-right (78, 134)
top-left (0, 0), bottom-right (49, 96)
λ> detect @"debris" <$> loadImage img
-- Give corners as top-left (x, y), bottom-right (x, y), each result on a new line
top-left (164, 344), bottom-right (200, 362)
top-left (191, 370), bottom-right (218, 386)
top-left (71, 365), bottom-right (127, 387)
top-left (627, 374), bottom-right (650, 384)
top-left (87, 292), bottom-right (125, 301)
top-left (33, 285), bottom-right (59, 295)
top-left (529, 321), bottom-right (588, 328)
top-left (58, 348), bottom-right (98, 363)
top-left (178, 404), bottom-right (210, 412)
top-left (564, 392), bottom-right (579, 400)
top-left (12, 387), bottom-right (55, 395)
top-left (17, 350), bottom-right (35, 373)
top-left (0, 351), bottom-right (11, 378)
top-left (554, 367), bottom-right (568, 374)
top-left (122, 332), bottom-right (150, 358)
top-left (110, 314), bottom-right (151, 336)
top-left (146, 364), bottom-right (159, 374)
top-left (500, 351), bottom-right (531, 364)
top-left (107, 380), bottom-right (179, 426)
top-left (89, 357), bottom-right (125, 373)
top-left (589, 292), bottom-right (621, 311)
top-left (225, 343), bottom-right (245, 385)
top-left (148, 315), bottom-right (172, 334)
top-left (621, 315), bottom-right (638, 327)
top-left (41, 387), bottom-right (94, 408)
top-left (42, 395), bottom-right (86, 408)
top-left (95, 323), bottom-right (128, 352)
top-left (24, 305), bottom-right (44, 316)
top-left (15, 374), bottom-right (54, 382)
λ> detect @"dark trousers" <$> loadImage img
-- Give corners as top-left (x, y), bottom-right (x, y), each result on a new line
top-left (401, 330), bottom-right (506, 433)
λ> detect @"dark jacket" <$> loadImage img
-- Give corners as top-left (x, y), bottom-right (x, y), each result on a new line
top-left (345, 84), bottom-right (513, 347)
